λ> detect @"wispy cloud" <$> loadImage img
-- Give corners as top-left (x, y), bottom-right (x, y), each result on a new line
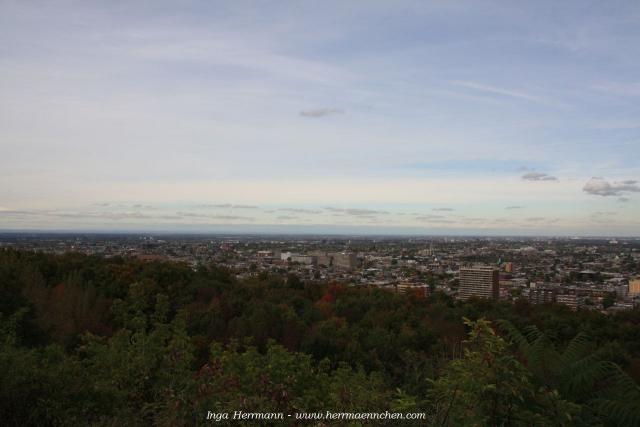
top-left (0, 209), bottom-right (34, 216)
top-left (277, 208), bottom-right (322, 214)
top-left (325, 207), bottom-right (389, 216)
top-left (450, 81), bottom-right (553, 105)
top-left (432, 207), bottom-right (454, 212)
top-left (591, 119), bottom-right (640, 130)
top-left (160, 215), bottom-right (183, 220)
top-left (300, 108), bottom-right (344, 118)
top-left (505, 205), bottom-right (524, 210)
top-left (415, 214), bottom-right (444, 221)
top-left (590, 211), bottom-right (619, 223)
top-left (210, 215), bottom-right (254, 221)
top-left (591, 82), bottom-right (640, 96)
top-left (525, 217), bottom-right (556, 223)
top-left (49, 211), bottom-right (153, 220)
top-left (414, 215), bottom-right (454, 224)
top-left (194, 204), bottom-right (258, 209)
top-left (179, 212), bottom-right (255, 221)
top-left (195, 204), bottom-right (231, 208)
top-left (176, 211), bottom-right (208, 218)
top-left (125, 35), bottom-right (353, 86)
top-left (522, 172), bottom-right (558, 182)
top-left (525, 217), bottom-right (545, 222)
top-left (276, 215), bottom-right (298, 220)
top-left (0, 208), bottom-right (257, 223)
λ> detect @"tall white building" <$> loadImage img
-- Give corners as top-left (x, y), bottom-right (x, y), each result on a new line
top-left (458, 266), bottom-right (499, 300)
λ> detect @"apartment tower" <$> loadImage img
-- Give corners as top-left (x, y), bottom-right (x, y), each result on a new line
top-left (458, 266), bottom-right (499, 300)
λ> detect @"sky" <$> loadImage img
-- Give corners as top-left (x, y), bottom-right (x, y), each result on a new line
top-left (1, 0), bottom-right (639, 236)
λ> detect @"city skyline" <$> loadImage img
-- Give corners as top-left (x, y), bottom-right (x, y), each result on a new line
top-left (1, 1), bottom-right (639, 234)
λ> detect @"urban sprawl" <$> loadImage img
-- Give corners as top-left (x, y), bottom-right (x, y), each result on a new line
top-left (1, 233), bottom-right (639, 313)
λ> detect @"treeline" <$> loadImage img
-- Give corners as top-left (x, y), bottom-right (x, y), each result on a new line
top-left (1, 248), bottom-right (639, 426)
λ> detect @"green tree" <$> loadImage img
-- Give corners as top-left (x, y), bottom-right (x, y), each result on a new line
top-left (499, 319), bottom-right (640, 426)
top-left (429, 318), bottom-right (578, 426)
top-left (81, 284), bottom-right (195, 425)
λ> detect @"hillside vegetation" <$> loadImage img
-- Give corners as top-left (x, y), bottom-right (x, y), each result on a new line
top-left (1, 249), bottom-right (639, 426)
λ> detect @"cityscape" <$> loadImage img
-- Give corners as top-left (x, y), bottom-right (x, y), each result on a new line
top-left (2, 232), bottom-right (639, 313)
top-left (2, 0), bottom-right (640, 425)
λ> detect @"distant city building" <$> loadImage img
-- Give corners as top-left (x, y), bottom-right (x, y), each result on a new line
top-left (309, 251), bottom-right (332, 266)
top-left (608, 302), bottom-right (635, 312)
top-left (629, 278), bottom-right (640, 297)
top-left (280, 252), bottom-right (293, 261)
top-left (504, 262), bottom-right (514, 273)
top-left (331, 252), bottom-right (357, 270)
top-left (458, 266), bottom-right (499, 300)
top-left (498, 285), bottom-right (511, 300)
top-left (136, 253), bottom-right (168, 262)
top-left (395, 283), bottom-right (429, 297)
top-left (529, 286), bottom-right (557, 305)
top-left (556, 294), bottom-right (578, 311)
top-left (290, 254), bottom-right (317, 265)
top-left (615, 284), bottom-right (628, 299)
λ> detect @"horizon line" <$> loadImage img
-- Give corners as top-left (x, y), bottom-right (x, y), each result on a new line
top-left (1, 228), bottom-right (638, 239)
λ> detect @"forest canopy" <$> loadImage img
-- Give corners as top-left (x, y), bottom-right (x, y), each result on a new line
top-left (1, 248), bottom-right (639, 426)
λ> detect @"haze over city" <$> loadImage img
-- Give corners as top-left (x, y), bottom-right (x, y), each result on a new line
top-left (1, 1), bottom-right (639, 235)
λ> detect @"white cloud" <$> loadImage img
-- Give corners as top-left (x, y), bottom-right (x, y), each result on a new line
top-left (583, 177), bottom-right (640, 197)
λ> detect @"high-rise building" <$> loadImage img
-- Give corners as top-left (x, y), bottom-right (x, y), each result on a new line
top-left (629, 278), bottom-right (640, 297)
top-left (458, 266), bottom-right (499, 300)
top-left (309, 251), bottom-right (332, 267)
top-left (331, 252), bottom-right (357, 270)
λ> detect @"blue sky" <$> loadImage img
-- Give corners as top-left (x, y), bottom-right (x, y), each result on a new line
top-left (1, 0), bottom-right (639, 235)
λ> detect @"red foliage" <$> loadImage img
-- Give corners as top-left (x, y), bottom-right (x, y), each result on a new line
top-left (320, 292), bottom-right (336, 303)
top-left (408, 288), bottom-right (426, 300)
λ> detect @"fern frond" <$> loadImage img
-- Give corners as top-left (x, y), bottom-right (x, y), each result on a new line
top-left (591, 397), bottom-right (640, 427)
top-left (559, 332), bottom-right (591, 366)
top-left (496, 319), bottom-right (531, 352)
top-left (523, 325), bottom-right (542, 343)
top-left (527, 334), bottom-right (560, 380)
